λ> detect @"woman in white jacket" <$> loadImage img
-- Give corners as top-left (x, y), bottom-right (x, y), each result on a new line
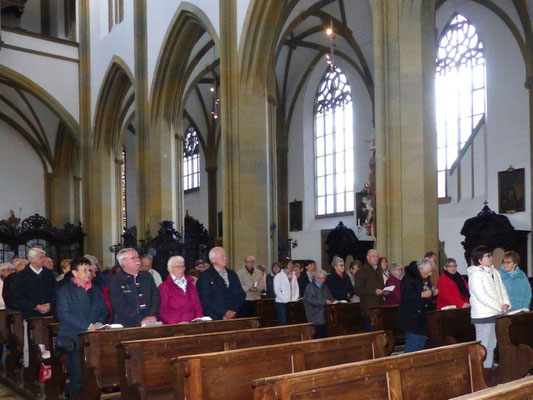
top-left (273, 259), bottom-right (299, 325)
top-left (467, 245), bottom-right (510, 368)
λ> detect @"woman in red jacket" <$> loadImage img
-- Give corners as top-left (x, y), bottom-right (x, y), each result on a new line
top-left (436, 258), bottom-right (470, 310)
top-left (159, 256), bottom-right (203, 324)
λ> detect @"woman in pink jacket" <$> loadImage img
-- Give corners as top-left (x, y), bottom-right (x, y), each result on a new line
top-left (159, 255), bottom-right (203, 324)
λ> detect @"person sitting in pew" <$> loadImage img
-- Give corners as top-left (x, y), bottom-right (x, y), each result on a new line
top-left (384, 263), bottom-right (403, 306)
top-left (197, 247), bottom-right (245, 320)
top-left (159, 255), bottom-right (203, 324)
top-left (500, 251), bottom-right (531, 311)
top-left (0, 262), bottom-right (15, 310)
top-left (2, 257), bottom-right (26, 310)
top-left (56, 256), bottom-right (109, 399)
top-left (397, 259), bottom-right (438, 352)
top-left (108, 248), bottom-right (160, 327)
top-left (57, 258), bottom-right (71, 281)
top-left (325, 256), bottom-right (354, 302)
top-left (436, 258), bottom-right (470, 310)
top-left (468, 245), bottom-right (510, 368)
top-left (303, 269), bottom-right (338, 338)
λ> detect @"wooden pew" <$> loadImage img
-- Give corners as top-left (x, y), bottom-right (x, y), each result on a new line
top-left (451, 375), bottom-right (533, 399)
top-left (324, 302), bottom-right (365, 336)
top-left (176, 331), bottom-right (391, 400)
top-left (252, 341), bottom-right (488, 400)
top-left (494, 311), bottom-right (533, 384)
top-left (254, 298), bottom-right (278, 326)
top-left (118, 323), bottom-right (315, 400)
top-left (370, 304), bottom-right (402, 351)
top-left (79, 317), bottom-right (260, 400)
top-left (5, 311), bottom-right (23, 382)
top-left (44, 323), bottom-right (66, 400)
top-left (426, 307), bottom-right (475, 348)
top-left (23, 316), bottom-right (55, 396)
top-left (286, 301), bottom-right (306, 325)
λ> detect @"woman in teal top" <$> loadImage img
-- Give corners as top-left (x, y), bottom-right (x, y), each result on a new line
top-left (500, 251), bottom-right (531, 311)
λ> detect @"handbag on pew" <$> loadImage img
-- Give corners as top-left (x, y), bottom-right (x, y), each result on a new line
top-left (38, 362), bottom-right (52, 383)
top-left (55, 336), bottom-right (76, 355)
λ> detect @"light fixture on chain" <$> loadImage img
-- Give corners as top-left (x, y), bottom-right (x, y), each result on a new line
top-left (210, 46), bottom-right (220, 120)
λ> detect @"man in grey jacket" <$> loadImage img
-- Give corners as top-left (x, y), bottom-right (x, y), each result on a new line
top-left (303, 269), bottom-right (338, 338)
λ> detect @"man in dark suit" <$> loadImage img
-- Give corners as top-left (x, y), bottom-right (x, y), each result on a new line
top-left (56, 256), bottom-right (109, 398)
top-left (353, 248), bottom-right (384, 331)
top-left (197, 247), bottom-right (245, 320)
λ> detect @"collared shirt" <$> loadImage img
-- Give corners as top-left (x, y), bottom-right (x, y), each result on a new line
top-left (30, 265), bottom-right (42, 275)
top-left (71, 277), bottom-right (92, 291)
top-left (215, 267), bottom-right (229, 287)
top-left (171, 273), bottom-right (187, 293)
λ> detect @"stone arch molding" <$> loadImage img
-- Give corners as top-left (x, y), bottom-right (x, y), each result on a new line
top-left (93, 56), bottom-right (134, 156)
top-left (150, 2), bottom-right (219, 138)
top-left (0, 64), bottom-right (80, 146)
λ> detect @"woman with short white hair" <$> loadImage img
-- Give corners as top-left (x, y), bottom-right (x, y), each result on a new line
top-left (397, 259), bottom-right (439, 352)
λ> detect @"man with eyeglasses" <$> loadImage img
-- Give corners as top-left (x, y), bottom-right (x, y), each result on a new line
top-left (108, 248), bottom-right (160, 327)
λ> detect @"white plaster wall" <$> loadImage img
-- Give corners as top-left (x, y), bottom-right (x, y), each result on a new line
top-left (288, 56), bottom-right (374, 268)
top-left (0, 121), bottom-right (46, 219)
top-left (20, 1), bottom-right (42, 33)
top-left (437, 1), bottom-right (531, 274)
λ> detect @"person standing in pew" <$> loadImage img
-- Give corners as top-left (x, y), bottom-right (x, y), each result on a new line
top-left (237, 255), bottom-right (266, 317)
top-left (303, 269), bottom-right (338, 338)
top-left (468, 245), bottom-right (510, 368)
top-left (298, 260), bottom-right (317, 298)
top-left (274, 259), bottom-right (300, 325)
top-left (108, 248), bottom-right (160, 327)
top-left (436, 258), bottom-right (470, 310)
top-left (397, 259), bottom-right (438, 352)
top-left (197, 247), bottom-right (245, 320)
top-left (325, 256), bottom-right (354, 301)
top-left (499, 251), bottom-right (531, 312)
top-left (56, 256), bottom-right (109, 399)
top-left (159, 256), bottom-right (203, 324)
top-left (13, 247), bottom-right (56, 367)
top-left (354, 249), bottom-right (384, 331)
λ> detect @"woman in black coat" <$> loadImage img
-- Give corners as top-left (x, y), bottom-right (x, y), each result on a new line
top-left (397, 259), bottom-right (439, 353)
top-left (325, 257), bottom-right (354, 301)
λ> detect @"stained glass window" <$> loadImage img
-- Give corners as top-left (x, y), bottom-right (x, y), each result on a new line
top-left (436, 14), bottom-right (485, 198)
top-left (314, 65), bottom-right (354, 216)
top-left (121, 145), bottom-right (127, 232)
top-left (183, 126), bottom-right (200, 191)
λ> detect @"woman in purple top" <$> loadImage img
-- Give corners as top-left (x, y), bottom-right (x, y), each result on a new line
top-left (158, 255), bottom-right (203, 324)
top-left (384, 263), bottom-right (403, 306)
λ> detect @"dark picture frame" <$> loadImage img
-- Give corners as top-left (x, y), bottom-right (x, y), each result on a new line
top-left (498, 168), bottom-right (525, 214)
top-left (290, 200), bottom-right (302, 232)
top-left (356, 190), bottom-right (369, 226)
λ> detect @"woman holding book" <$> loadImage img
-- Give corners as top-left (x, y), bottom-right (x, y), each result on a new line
top-left (500, 251), bottom-right (531, 311)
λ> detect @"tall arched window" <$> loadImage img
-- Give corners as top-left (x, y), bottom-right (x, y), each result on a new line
top-left (120, 145), bottom-right (127, 232)
top-left (436, 14), bottom-right (485, 198)
top-left (183, 126), bottom-right (200, 191)
top-left (314, 65), bottom-right (354, 216)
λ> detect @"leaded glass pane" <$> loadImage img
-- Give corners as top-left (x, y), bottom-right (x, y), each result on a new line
top-left (183, 126), bottom-right (200, 191)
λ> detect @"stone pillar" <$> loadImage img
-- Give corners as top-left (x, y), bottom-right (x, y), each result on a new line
top-left (371, 0), bottom-right (438, 264)
top-left (219, 0), bottom-right (275, 267)
top-left (206, 165), bottom-right (218, 239)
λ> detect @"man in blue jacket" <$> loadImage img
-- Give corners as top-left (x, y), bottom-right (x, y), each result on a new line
top-left (197, 247), bottom-right (245, 320)
top-left (56, 256), bottom-right (109, 399)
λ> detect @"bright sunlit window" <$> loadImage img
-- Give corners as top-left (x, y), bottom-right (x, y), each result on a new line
top-left (314, 65), bottom-right (354, 216)
top-left (436, 14), bottom-right (485, 198)
top-left (183, 126), bottom-right (200, 191)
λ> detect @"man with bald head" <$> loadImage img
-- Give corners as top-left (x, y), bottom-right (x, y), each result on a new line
top-left (353, 249), bottom-right (384, 331)
top-left (197, 247), bottom-right (245, 320)
top-left (237, 255), bottom-right (266, 317)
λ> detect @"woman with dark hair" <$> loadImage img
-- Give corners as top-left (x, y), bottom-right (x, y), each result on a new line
top-left (468, 245), bottom-right (510, 368)
top-left (273, 259), bottom-right (299, 325)
top-left (436, 258), bottom-right (470, 310)
top-left (266, 262), bottom-right (281, 298)
top-left (379, 257), bottom-right (389, 284)
top-left (500, 251), bottom-right (531, 311)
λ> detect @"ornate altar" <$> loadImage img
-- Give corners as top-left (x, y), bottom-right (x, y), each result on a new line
top-left (324, 221), bottom-right (374, 267)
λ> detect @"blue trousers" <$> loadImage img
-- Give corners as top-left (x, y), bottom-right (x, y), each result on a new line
top-left (275, 302), bottom-right (287, 325)
top-left (404, 331), bottom-right (427, 353)
top-left (64, 340), bottom-right (81, 398)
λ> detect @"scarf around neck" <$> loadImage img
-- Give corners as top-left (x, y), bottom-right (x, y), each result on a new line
top-left (444, 270), bottom-right (470, 299)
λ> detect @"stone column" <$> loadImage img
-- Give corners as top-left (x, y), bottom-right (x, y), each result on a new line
top-left (371, 0), bottom-right (438, 264)
top-left (219, 0), bottom-right (276, 267)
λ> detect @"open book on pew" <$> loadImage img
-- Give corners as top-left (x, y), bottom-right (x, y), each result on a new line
top-left (383, 285), bottom-right (395, 292)
top-left (506, 308), bottom-right (530, 315)
top-left (97, 323), bottom-right (124, 330)
top-left (191, 316), bottom-right (213, 322)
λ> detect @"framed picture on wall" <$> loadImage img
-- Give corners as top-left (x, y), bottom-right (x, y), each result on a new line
top-left (498, 167), bottom-right (525, 214)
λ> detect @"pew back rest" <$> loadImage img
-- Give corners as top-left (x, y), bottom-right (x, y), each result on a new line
top-left (286, 301), bottom-right (306, 325)
top-left (450, 375), bottom-right (533, 400)
top-left (252, 342), bottom-right (487, 400)
top-left (177, 331), bottom-right (390, 400)
top-left (0, 309), bottom-right (7, 342)
top-left (80, 317), bottom-right (260, 388)
top-left (7, 312), bottom-right (23, 345)
top-left (119, 323), bottom-right (314, 395)
top-left (496, 311), bottom-right (533, 348)
top-left (325, 302), bottom-right (364, 336)
top-left (27, 316), bottom-right (55, 348)
top-left (426, 308), bottom-right (475, 347)
top-left (254, 299), bottom-right (278, 326)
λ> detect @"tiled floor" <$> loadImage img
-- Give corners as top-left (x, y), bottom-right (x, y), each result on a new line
top-left (0, 383), bottom-right (24, 399)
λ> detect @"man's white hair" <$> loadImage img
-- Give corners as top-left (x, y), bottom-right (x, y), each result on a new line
top-left (0, 262), bottom-right (14, 272)
top-left (167, 255), bottom-right (185, 271)
top-left (209, 247), bottom-right (224, 263)
top-left (117, 248), bottom-right (137, 267)
top-left (27, 247), bottom-right (45, 260)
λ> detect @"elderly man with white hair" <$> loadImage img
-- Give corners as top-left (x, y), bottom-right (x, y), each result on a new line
top-left (196, 247), bottom-right (245, 320)
top-left (158, 256), bottom-right (203, 324)
top-left (108, 248), bottom-right (160, 327)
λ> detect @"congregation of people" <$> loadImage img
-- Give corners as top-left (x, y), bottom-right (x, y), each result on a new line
top-left (0, 243), bottom-right (531, 398)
